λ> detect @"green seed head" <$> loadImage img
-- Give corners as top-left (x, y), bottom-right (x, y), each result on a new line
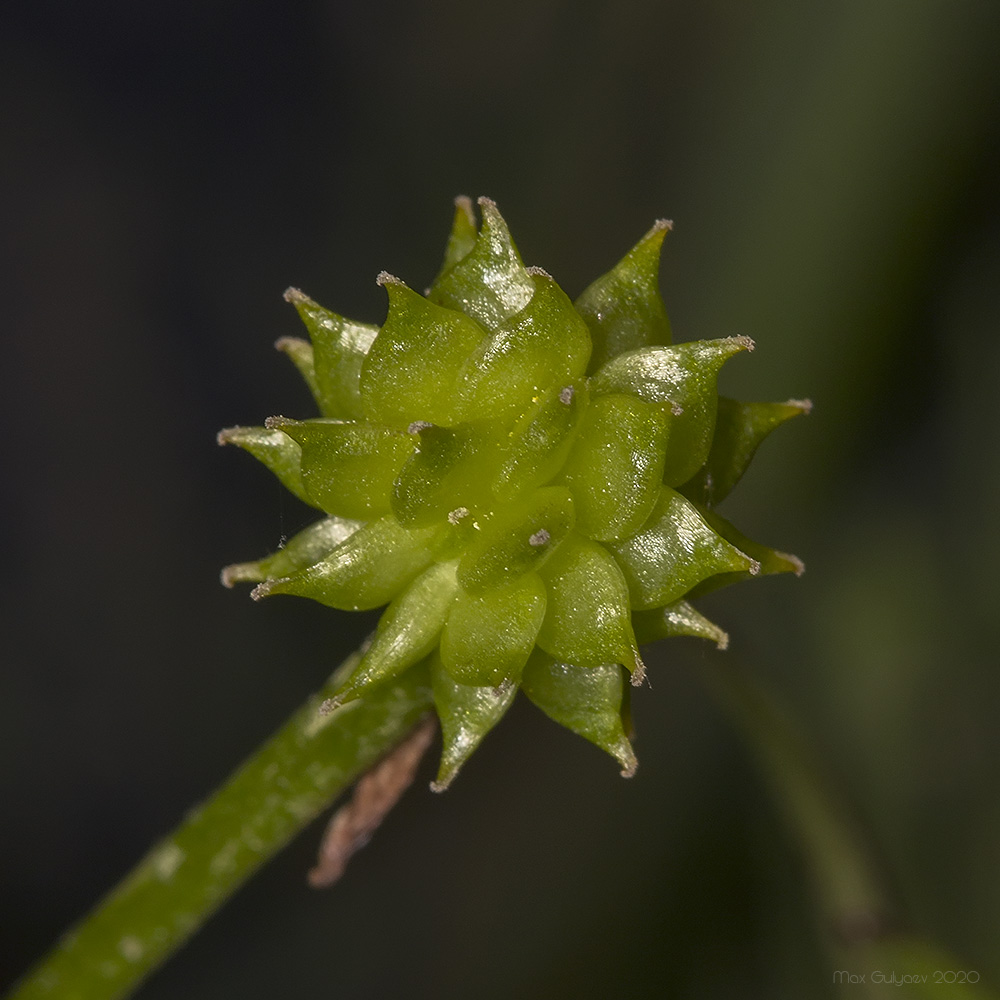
top-left (221, 197), bottom-right (808, 789)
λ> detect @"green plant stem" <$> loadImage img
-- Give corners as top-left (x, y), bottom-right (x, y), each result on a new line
top-left (7, 652), bottom-right (433, 1000)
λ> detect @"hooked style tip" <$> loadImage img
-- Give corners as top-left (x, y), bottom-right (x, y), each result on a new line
top-left (783, 553), bottom-right (806, 576)
top-left (274, 336), bottom-right (302, 354)
top-left (619, 756), bottom-right (638, 779)
top-left (219, 564), bottom-right (251, 589)
top-left (613, 735), bottom-right (639, 778)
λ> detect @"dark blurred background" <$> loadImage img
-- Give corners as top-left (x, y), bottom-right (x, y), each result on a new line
top-left (2, 1), bottom-right (999, 997)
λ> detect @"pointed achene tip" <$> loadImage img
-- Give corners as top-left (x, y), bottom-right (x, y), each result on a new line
top-left (216, 426), bottom-right (240, 446)
top-left (617, 741), bottom-right (639, 779)
top-left (263, 414), bottom-right (294, 430)
top-left (430, 762), bottom-right (459, 794)
top-left (274, 335), bottom-right (306, 353)
top-left (250, 578), bottom-right (285, 601)
top-left (475, 197), bottom-right (522, 254)
top-left (283, 286), bottom-right (310, 305)
top-left (640, 218), bottom-right (673, 245)
top-left (525, 265), bottom-right (551, 278)
top-left (729, 335), bottom-right (755, 353)
top-left (781, 552), bottom-right (806, 577)
top-left (476, 196), bottom-right (507, 230)
top-left (317, 692), bottom-right (361, 717)
top-left (629, 652), bottom-right (647, 687)
top-left (492, 677), bottom-right (515, 698)
top-left (320, 684), bottom-right (362, 715)
top-left (454, 193), bottom-right (475, 219)
top-left (376, 270), bottom-right (404, 287)
top-left (220, 563), bottom-right (262, 589)
top-left (785, 397), bottom-right (813, 414)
